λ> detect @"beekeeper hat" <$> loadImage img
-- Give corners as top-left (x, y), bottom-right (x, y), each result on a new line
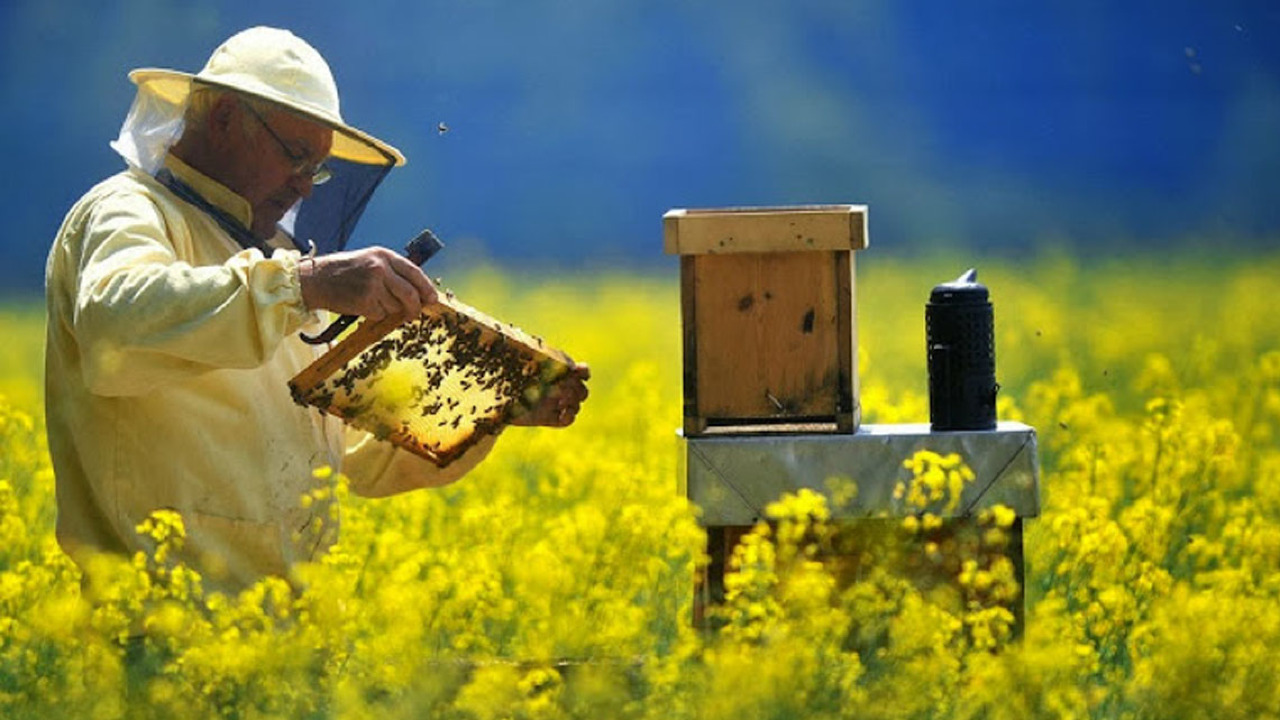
top-left (128, 26), bottom-right (405, 167)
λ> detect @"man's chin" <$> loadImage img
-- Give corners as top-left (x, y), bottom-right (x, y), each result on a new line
top-left (251, 223), bottom-right (279, 242)
top-left (252, 210), bottom-right (286, 241)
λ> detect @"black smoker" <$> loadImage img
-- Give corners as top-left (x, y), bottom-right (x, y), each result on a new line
top-left (927, 269), bottom-right (997, 431)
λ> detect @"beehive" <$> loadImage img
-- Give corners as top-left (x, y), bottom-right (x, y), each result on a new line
top-left (289, 295), bottom-right (574, 467)
top-left (663, 205), bottom-right (868, 436)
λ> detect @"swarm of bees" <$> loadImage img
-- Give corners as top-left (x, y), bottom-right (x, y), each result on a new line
top-left (290, 295), bottom-right (572, 467)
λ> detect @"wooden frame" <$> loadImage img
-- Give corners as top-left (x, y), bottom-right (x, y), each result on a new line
top-left (663, 205), bottom-right (868, 255)
top-left (289, 295), bottom-right (574, 467)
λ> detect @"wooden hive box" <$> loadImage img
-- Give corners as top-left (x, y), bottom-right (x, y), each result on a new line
top-left (663, 205), bottom-right (868, 436)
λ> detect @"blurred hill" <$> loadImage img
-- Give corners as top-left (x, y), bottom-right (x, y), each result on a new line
top-left (2, 0), bottom-right (1278, 294)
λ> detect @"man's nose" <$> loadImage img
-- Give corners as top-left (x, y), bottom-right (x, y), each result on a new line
top-left (288, 172), bottom-right (315, 198)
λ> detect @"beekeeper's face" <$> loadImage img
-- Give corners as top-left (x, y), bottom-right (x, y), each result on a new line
top-left (198, 94), bottom-right (333, 240)
top-left (232, 99), bottom-right (333, 239)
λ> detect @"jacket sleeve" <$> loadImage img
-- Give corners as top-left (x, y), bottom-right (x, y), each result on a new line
top-left (342, 429), bottom-right (501, 498)
top-left (69, 186), bottom-right (315, 396)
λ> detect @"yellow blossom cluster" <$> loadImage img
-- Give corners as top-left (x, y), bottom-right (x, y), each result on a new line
top-left (0, 253), bottom-right (1278, 717)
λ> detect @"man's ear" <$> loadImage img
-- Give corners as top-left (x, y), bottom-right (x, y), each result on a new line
top-left (205, 95), bottom-right (242, 148)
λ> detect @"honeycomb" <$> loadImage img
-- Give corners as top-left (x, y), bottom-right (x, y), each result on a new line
top-left (289, 295), bottom-right (574, 467)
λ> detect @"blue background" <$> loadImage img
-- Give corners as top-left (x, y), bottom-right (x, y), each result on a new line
top-left (3, 0), bottom-right (1279, 293)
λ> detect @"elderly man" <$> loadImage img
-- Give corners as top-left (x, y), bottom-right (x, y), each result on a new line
top-left (45, 27), bottom-right (587, 593)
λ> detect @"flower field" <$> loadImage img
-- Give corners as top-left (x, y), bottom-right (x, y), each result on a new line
top-left (2, 251), bottom-right (1280, 718)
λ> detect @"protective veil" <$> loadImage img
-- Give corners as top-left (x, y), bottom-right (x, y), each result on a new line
top-left (110, 80), bottom-right (394, 255)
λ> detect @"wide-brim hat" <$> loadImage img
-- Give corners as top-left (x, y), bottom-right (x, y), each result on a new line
top-left (128, 26), bottom-right (405, 167)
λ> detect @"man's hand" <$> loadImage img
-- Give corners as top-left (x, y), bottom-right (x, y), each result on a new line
top-left (298, 247), bottom-right (438, 324)
top-left (510, 363), bottom-right (590, 428)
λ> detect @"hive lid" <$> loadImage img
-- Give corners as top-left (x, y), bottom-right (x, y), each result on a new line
top-left (663, 204), bottom-right (868, 255)
top-left (289, 295), bottom-right (574, 467)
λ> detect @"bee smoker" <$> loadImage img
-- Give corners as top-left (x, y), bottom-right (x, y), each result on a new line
top-left (926, 269), bottom-right (997, 431)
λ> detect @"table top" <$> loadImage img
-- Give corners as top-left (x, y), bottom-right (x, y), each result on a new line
top-left (679, 422), bottom-right (1040, 525)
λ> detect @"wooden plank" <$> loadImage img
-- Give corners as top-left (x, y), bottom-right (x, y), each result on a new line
top-left (664, 205), bottom-right (869, 255)
top-left (692, 525), bottom-right (722, 630)
top-left (835, 251), bottom-right (858, 433)
top-left (696, 421), bottom-right (841, 436)
top-left (694, 525), bottom-right (754, 631)
top-left (693, 252), bottom-right (839, 420)
top-left (663, 211), bottom-right (682, 257)
top-left (849, 205), bottom-right (869, 254)
top-left (681, 256), bottom-right (708, 436)
top-left (758, 253), bottom-right (840, 418)
top-left (286, 314), bottom-right (401, 394)
top-left (692, 253), bottom-right (757, 417)
top-left (1010, 517), bottom-right (1027, 639)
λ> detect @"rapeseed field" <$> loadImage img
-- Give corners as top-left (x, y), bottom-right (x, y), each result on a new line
top-left (2, 252), bottom-right (1279, 718)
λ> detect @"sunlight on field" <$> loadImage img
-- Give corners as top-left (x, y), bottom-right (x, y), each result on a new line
top-left (2, 252), bottom-right (1279, 718)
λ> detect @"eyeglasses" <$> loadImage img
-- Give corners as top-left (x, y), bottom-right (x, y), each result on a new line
top-left (241, 101), bottom-right (332, 185)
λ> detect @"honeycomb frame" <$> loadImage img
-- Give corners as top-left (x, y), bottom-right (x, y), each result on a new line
top-left (289, 295), bottom-right (574, 467)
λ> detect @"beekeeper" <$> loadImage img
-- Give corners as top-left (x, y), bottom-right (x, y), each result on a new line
top-left (45, 26), bottom-right (588, 594)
